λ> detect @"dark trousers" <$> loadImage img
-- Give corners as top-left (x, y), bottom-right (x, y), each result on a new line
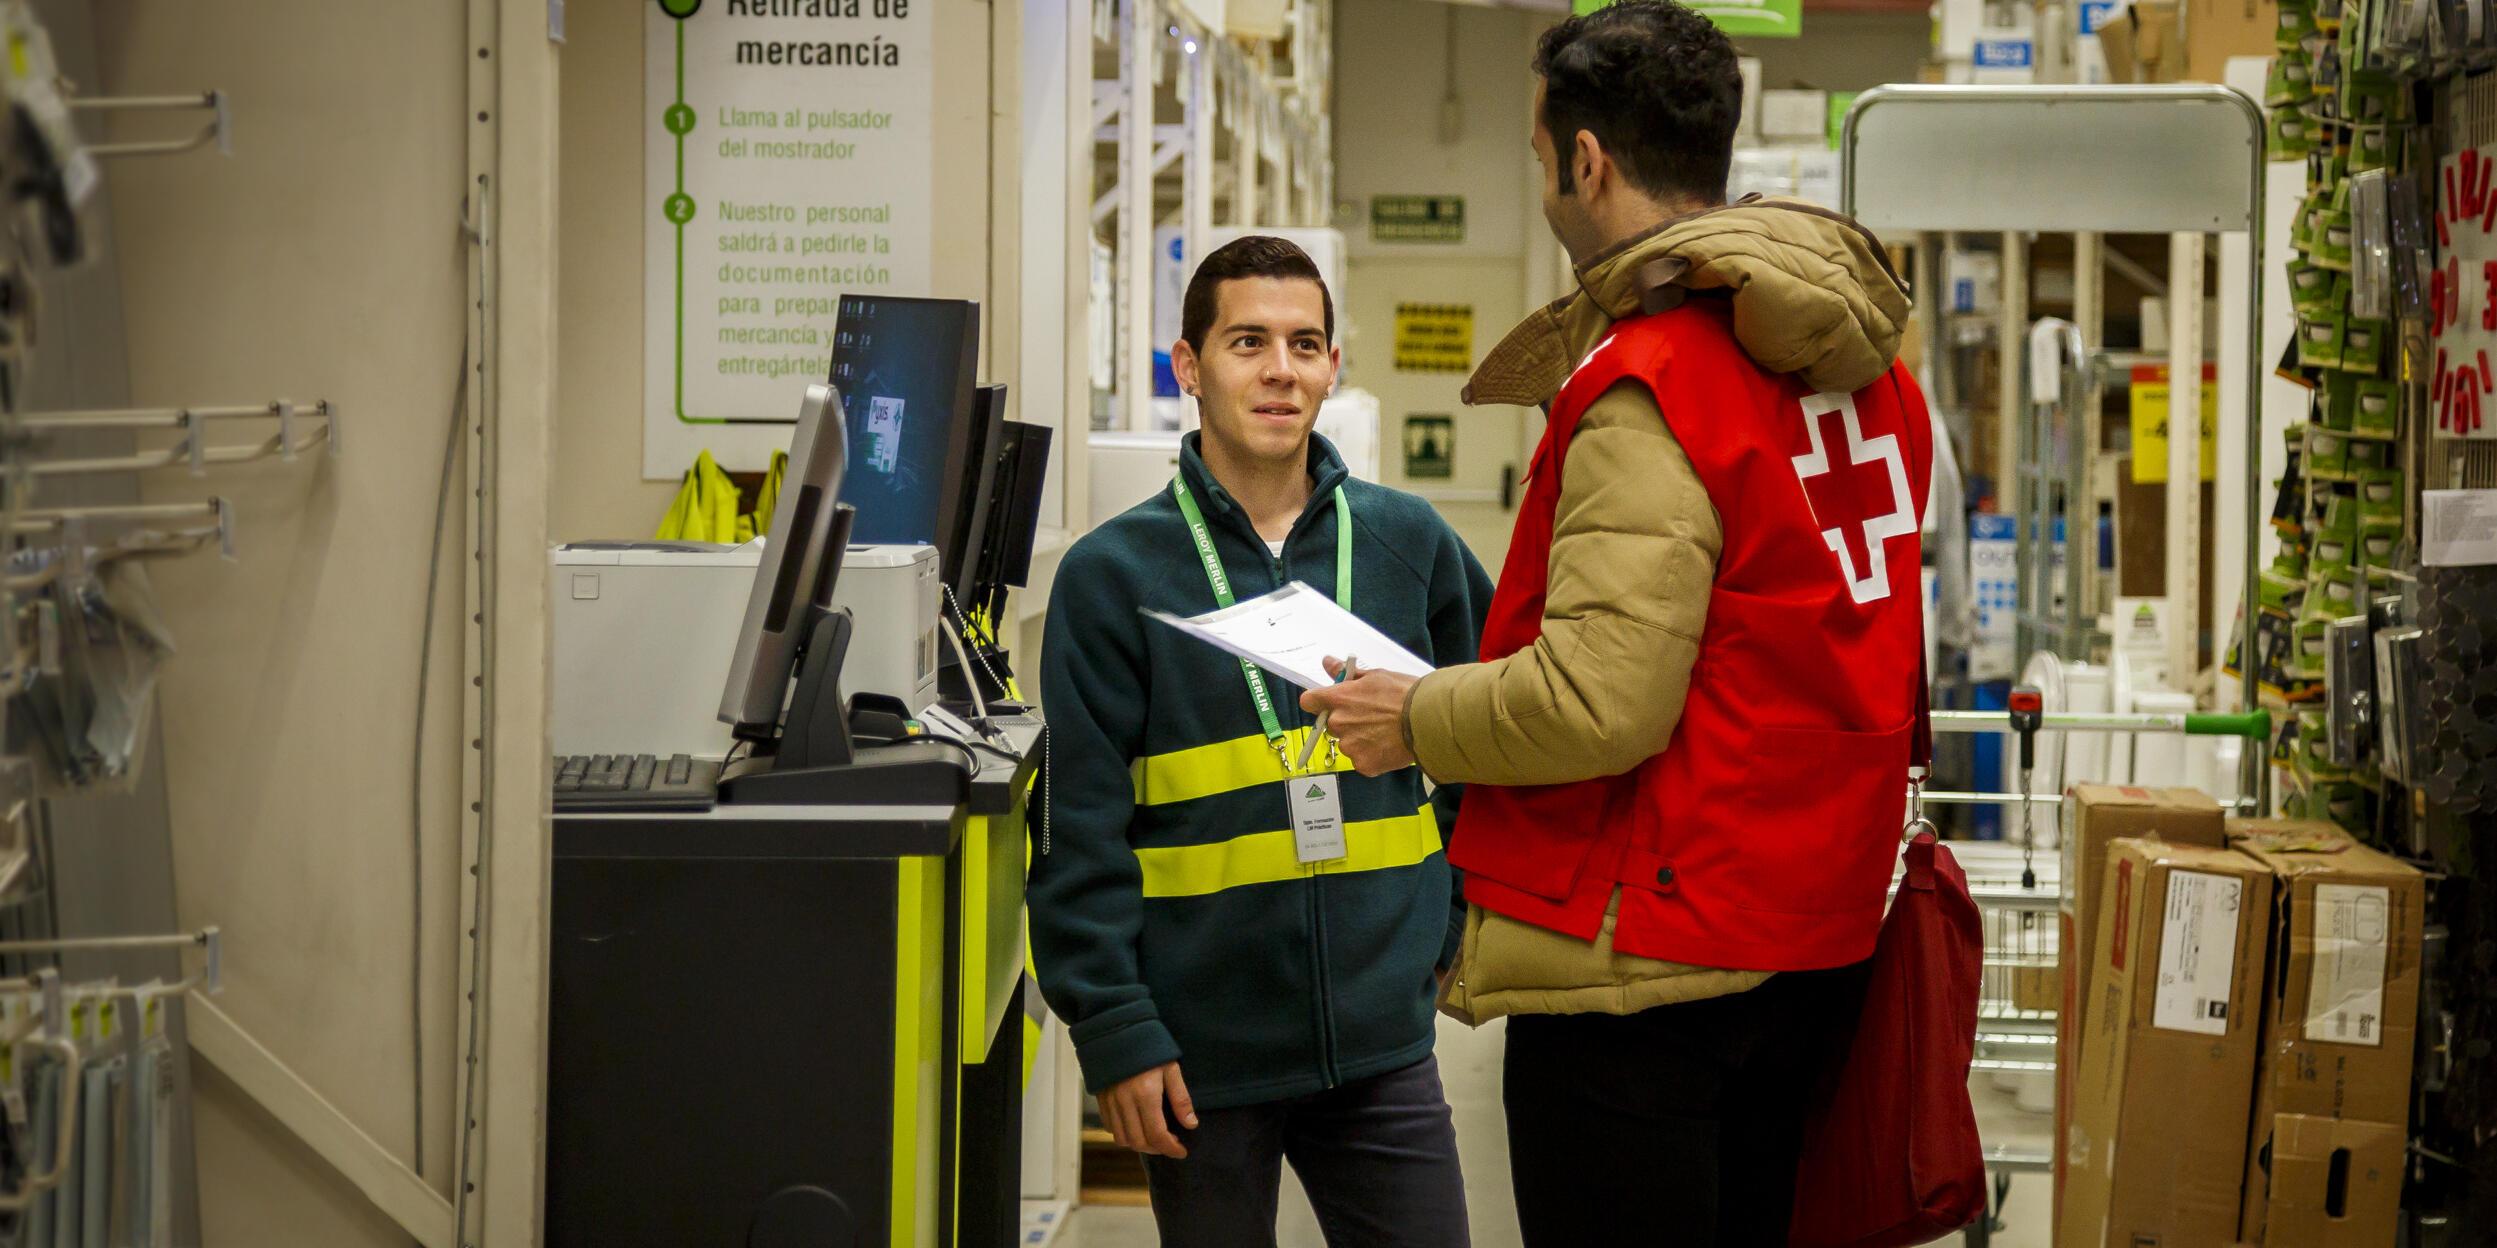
top-left (1142, 1056), bottom-right (1471, 1248)
top-left (1501, 963), bottom-right (1871, 1247)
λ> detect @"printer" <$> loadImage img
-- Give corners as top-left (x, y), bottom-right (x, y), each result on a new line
top-left (550, 541), bottom-right (940, 758)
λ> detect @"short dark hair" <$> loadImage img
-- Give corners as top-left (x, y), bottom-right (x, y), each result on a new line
top-left (1533, 0), bottom-right (1742, 203)
top-left (1180, 235), bottom-right (1334, 353)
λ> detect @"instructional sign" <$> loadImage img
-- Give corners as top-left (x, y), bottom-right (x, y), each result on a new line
top-left (642, 0), bottom-right (935, 478)
top-left (1371, 196), bottom-right (1466, 244)
top-left (1393, 304), bottom-right (1473, 374)
top-left (2129, 362), bottom-right (2218, 483)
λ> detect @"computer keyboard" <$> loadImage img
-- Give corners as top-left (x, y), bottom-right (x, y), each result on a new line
top-left (552, 753), bottom-right (722, 812)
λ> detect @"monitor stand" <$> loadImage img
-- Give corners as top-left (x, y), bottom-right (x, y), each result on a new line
top-left (719, 601), bottom-right (971, 808)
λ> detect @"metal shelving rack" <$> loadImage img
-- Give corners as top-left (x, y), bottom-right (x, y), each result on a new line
top-left (1092, 0), bottom-right (1333, 432)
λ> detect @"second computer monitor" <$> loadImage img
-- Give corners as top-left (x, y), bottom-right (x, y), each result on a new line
top-left (830, 295), bottom-right (981, 552)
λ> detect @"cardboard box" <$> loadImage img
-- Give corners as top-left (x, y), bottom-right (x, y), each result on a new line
top-left (2055, 786), bottom-right (2227, 1222)
top-left (2230, 819), bottom-right (2423, 1245)
top-left (2099, 0), bottom-right (2183, 82)
top-left (2184, 0), bottom-right (2279, 84)
top-left (2258, 1115), bottom-right (2405, 1248)
top-left (2060, 838), bottom-right (2272, 1248)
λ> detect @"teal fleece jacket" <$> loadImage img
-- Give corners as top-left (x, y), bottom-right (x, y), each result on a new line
top-left (1032, 432), bottom-right (1491, 1110)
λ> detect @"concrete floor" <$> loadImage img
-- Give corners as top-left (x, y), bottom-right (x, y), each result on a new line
top-left (1046, 1014), bottom-right (2055, 1247)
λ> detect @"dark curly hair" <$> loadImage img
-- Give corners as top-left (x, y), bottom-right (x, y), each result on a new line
top-left (1533, 0), bottom-right (1743, 204)
top-left (1180, 235), bottom-right (1334, 353)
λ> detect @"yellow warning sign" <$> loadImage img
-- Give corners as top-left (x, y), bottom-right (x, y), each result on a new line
top-left (2129, 362), bottom-right (2218, 484)
top-left (1394, 303), bottom-right (1474, 374)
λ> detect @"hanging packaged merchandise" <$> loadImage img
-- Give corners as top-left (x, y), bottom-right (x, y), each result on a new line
top-left (2318, 372), bottom-right (2358, 430)
top-left (2282, 0), bottom-right (2323, 46)
top-left (7, 558), bottom-right (175, 795)
top-left (2345, 436), bottom-right (2390, 474)
top-left (2362, 528), bottom-right (2402, 565)
top-left (2341, 316), bottom-right (2387, 373)
top-left (2349, 170), bottom-right (2394, 315)
top-left (2270, 49), bottom-right (2318, 106)
top-left (2308, 425), bottom-right (2355, 479)
top-left (2315, 206), bottom-right (2356, 271)
top-left (2294, 616), bottom-right (2332, 680)
top-left (2352, 377), bottom-right (2402, 437)
top-left (2359, 467), bottom-right (2407, 529)
top-left (2273, 108), bottom-right (2319, 158)
top-left (2311, 526), bottom-right (2358, 579)
top-left (2289, 261), bottom-right (2338, 315)
top-left (2299, 313), bottom-right (2348, 370)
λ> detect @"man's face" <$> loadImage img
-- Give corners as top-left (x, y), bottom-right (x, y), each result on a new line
top-left (1173, 276), bottom-right (1339, 466)
top-left (1532, 81), bottom-right (1601, 263)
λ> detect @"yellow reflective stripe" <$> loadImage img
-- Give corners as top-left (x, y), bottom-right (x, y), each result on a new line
top-left (1130, 729), bottom-right (1356, 806)
top-left (1135, 803), bottom-right (1442, 899)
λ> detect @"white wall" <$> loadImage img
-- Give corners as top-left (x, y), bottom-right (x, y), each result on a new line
top-left (93, 1), bottom-right (473, 1243)
top-left (1332, 0), bottom-right (1554, 571)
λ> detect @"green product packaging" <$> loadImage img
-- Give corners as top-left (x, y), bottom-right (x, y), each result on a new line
top-left (2351, 378), bottom-right (2400, 438)
top-left (2316, 209), bottom-right (2355, 271)
top-left (2359, 467), bottom-right (2405, 528)
top-left (2307, 425), bottom-right (2353, 478)
top-left (2273, 109), bottom-right (2319, 158)
top-left (2340, 318), bottom-right (2386, 374)
top-left (2270, 52), bottom-right (2317, 108)
top-left (2352, 125), bottom-right (2391, 172)
top-left (2319, 372), bottom-right (2358, 430)
top-left (2299, 314), bottom-right (2348, 372)
top-left (2289, 262), bottom-right (2336, 314)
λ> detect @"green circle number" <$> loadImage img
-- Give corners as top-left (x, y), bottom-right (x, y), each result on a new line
top-left (660, 0), bottom-right (701, 18)
top-left (664, 103), bottom-right (696, 136)
top-left (664, 194), bottom-right (696, 225)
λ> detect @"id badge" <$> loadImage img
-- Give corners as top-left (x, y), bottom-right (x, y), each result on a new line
top-left (1289, 773), bottom-right (1348, 864)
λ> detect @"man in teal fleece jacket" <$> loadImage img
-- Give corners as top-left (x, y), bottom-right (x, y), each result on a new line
top-left (1032, 236), bottom-right (1490, 1247)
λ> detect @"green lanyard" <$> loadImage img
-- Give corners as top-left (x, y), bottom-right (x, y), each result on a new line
top-left (1171, 474), bottom-right (1353, 775)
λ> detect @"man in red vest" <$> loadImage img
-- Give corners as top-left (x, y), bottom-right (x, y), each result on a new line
top-left (1301, 2), bottom-right (1931, 1242)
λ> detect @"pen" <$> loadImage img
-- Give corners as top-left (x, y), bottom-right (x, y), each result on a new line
top-left (1299, 656), bottom-right (1358, 773)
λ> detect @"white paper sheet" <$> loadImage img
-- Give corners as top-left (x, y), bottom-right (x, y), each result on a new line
top-left (2423, 489), bottom-right (2497, 566)
top-left (1143, 581), bottom-right (1435, 692)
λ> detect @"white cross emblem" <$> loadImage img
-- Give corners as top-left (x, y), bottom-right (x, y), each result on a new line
top-left (1789, 392), bottom-right (1916, 605)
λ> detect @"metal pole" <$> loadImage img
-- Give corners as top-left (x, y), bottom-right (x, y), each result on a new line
top-left (2168, 232), bottom-right (2206, 695)
top-left (1118, 0), bottom-right (1156, 431)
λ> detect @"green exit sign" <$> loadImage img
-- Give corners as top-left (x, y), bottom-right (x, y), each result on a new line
top-left (1371, 195), bottom-right (1466, 244)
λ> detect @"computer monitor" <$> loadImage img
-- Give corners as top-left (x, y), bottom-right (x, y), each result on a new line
top-left (939, 383), bottom-right (1009, 611)
top-left (829, 295), bottom-right (981, 550)
top-left (718, 383), bottom-right (853, 738)
top-left (976, 421), bottom-right (1053, 604)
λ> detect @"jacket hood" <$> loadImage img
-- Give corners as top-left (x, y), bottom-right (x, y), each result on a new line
top-left (1465, 197), bottom-right (1912, 408)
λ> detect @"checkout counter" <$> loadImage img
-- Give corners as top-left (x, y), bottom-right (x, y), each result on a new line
top-left (548, 720), bottom-right (1037, 1248)
top-left (543, 535), bottom-right (1041, 1248)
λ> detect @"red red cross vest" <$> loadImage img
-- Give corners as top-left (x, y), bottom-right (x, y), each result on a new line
top-left (1451, 297), bottom-right (1933, 971)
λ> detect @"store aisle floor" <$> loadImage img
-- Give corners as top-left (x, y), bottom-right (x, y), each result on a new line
top-left (1050, 1014), bottom-right (2055, 1247)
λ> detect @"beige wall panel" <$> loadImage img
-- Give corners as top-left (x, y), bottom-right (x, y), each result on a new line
top-left (94, 0), bottom-right (471, 1240)
top-left (1333, 0), bottom-right (1545, 573)
top-left (193, 1065), bottom-right (415, 1248)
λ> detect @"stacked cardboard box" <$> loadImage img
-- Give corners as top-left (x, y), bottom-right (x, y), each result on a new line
top-left (2055, 786), bottom-right (2228, 1223)
top-left (2231, 819), bottom-right (2422, 1248)
top-left (2060, 839), bottom-right (2275, 1247)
